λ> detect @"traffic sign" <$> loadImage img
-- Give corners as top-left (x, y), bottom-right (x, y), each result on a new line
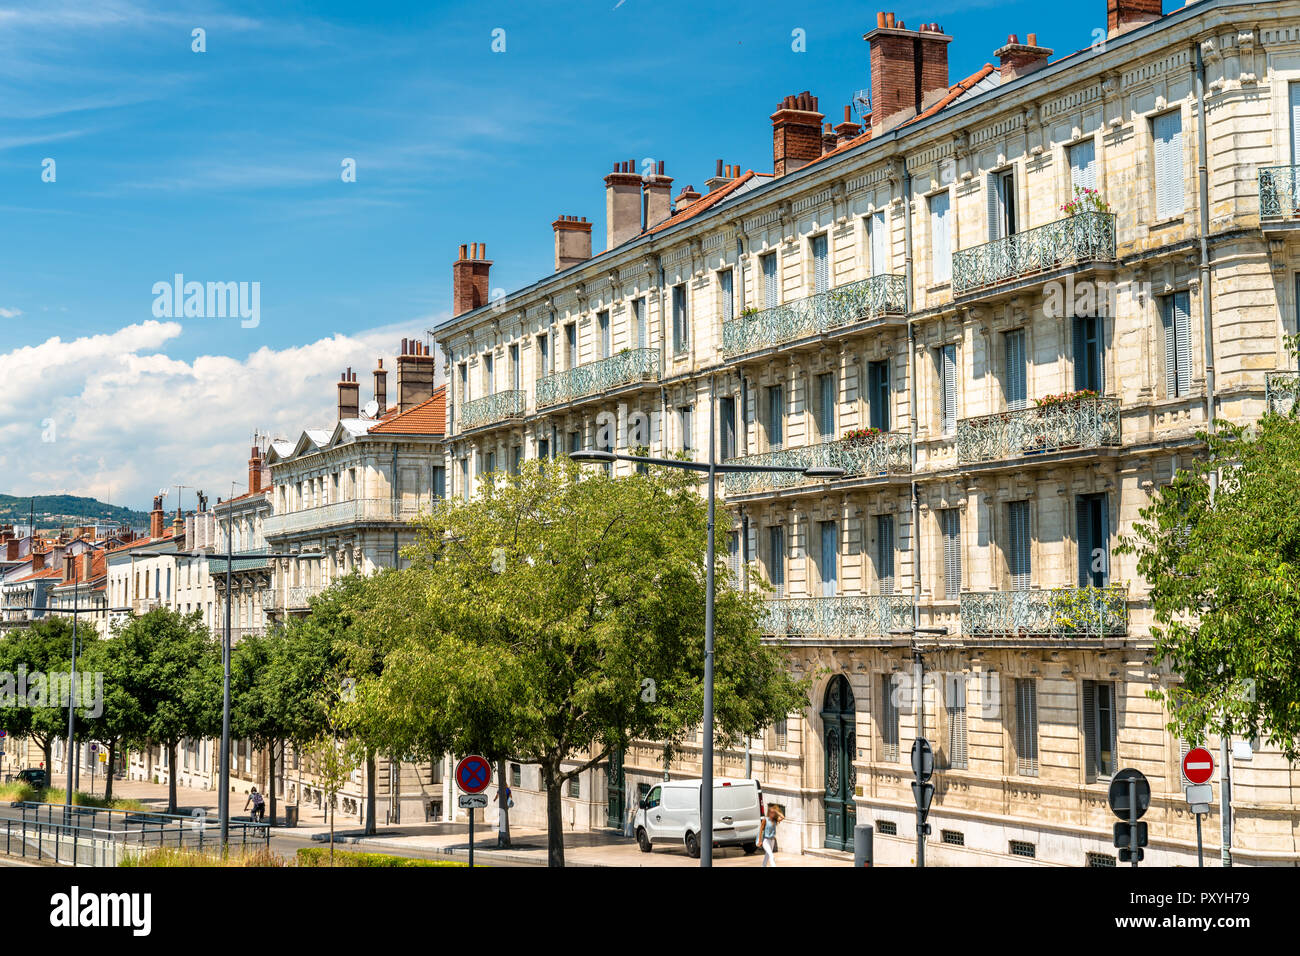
top-left (458, 794), bottom-right (488, 809)
top-left (1107, 769), bottom-right (1151, 820)
top-left (90, 743), bottom-right (98, 754)
top-left (1182, 747), bottom-right (1214, 785)
top-left (455, 755), bottom-right (492, 794)
top-left (911, 781), bottom-right (935, 816)
top-left (1185, 783), bottom-right (1212, 814)
top-left (0, 729), bottom-right (7, 738)
top-left (910, 738), bottom-right (933, 782)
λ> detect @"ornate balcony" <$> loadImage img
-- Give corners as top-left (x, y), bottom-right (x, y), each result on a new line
top-left (721, 274), bottom-right (906, 359)
top-left (960, 586), bottom-right (1128, 638)
top-left (1266, 370), bottom-right (1298, 416)
top-left (957, 395), bottom-right (1120, 466)
top-left (951, 212), bottom-right (1116, 296)
top-left (722, 432), bottom-right (911, 496)
top-left (1259, 165), bottom-right (1300, 221)
top-left (536, 347), bottom-right (660, 409)
top-left (761, 595), bottom-right (915, 641)
top-left (459, 389), bottom-right (526, 430)
top-left (261, 585), bottom-right (316, 611)
top-left (262, 497), bottom-right (436, 539)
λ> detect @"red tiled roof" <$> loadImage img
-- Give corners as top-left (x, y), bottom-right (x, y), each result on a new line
top-left (649, 170), bottom-right (772, 234)
top-left (10, 568), bottom-right (63, 583)
top-left (367, 384), bottom-right (447, 436)
top-left (107, 532), bottom-right (175, 554)
top-left (917, 63), bottom-right (998, 121)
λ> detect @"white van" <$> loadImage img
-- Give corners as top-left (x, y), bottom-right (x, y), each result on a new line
top-left (634, 778), bottom-right (764, 858)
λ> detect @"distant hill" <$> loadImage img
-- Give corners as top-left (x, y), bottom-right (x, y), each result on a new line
top-left (0, 494), bottom-right (150, 530)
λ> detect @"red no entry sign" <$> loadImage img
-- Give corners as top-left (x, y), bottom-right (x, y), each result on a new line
top-left (1182, 747), bottom-right (1214, 785)
top-left (455, 755), bottom-right (492, 794)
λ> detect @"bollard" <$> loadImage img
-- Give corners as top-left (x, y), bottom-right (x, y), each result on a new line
top-left (854, 823), bottom-right (874, 867)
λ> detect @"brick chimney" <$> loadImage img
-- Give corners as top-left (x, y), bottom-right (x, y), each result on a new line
top-left (822, 122), bottom-right (839, 154)
top-left (452, 243), bottom-right (492, 316)
top-left (1108, 0), bottom-right (1161, 38)
top-left (834, 105), bottom-right (864, 144)
top-left (674, 184), bottom-right (702, 209)
top-left (396, 338), bottom-right (436, 413)
top-left (995, 33), bottom-right (1053, 81)
top-left (865, 13), bottom-right (953, 134)
top-left (172, 509), bottom-right (185, 545)
top-left (553, 216), bottom-right (593, 271)
top-left (149, 495), bottom-right (164, 540)
top-left (704, 160), bottom-right (739, 192)
top-left (248, 445), bottom-right (264, 495)
top-left (604, 160), bottom-right (642, 250)
top-left (771, 91), bottom-right (824, 176)
top-left (337, 368), bottom-right (360, 420)
top-left (63, 551), bottom-right (74, 580)
top-left (82, 551), bottom-right (93, 580)
top-left (32, 550), bottom-right (45, 572)
top-left (643, 162), bottom-right (674, 227)
top-left (373, 359), bottom-right (388, 413)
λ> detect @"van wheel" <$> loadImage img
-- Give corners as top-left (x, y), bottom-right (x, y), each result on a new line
top-left (685, 831), bottom-right (700, 858)
top-left (636, 828), bottom-right (652, 853)
top-left (742, 842), bottom-right (758, 855)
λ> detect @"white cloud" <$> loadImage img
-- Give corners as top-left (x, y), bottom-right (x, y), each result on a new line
top-left (0, 319), bottom-right (446, 511)
top-left (0, 307), bottom-right (21, 318)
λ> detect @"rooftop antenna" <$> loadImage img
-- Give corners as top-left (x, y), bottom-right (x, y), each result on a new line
top-left (852, 88), bottom-right (872, 122)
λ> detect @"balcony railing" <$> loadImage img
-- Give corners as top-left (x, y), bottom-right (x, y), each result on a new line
top-left (957, 395), bottom-right (1120, 465)
top-left (458, 390), bottom-right (526, 430)
top-left (951, 212), bottom-right (1116, 295)
top-left (721, 274), bottom-right (906, 359)
top-left (960, 585), bottom-right (1128, 637)
top-left (1266, 370), bottom-right (1298, 416)
top-left (262, 497), bottom-right (437, 539)
top-left (761, 595), bottom-right (915, 640)
top-left (536, 347), bottom-right (660, 409)
top-left (1259, 165), bottom-right (1300, 220)
top-left (261, 585), bottom-right (316, 611)
top-left (722, 432), bottom-right (911, 496)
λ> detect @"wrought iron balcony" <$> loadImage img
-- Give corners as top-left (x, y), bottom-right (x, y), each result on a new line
top-left (761, 594), bottom-right (915, 640)
top-left (722, 432), bottom-right (911, 495)
top-left (1259, 165), bottom-right (1300, 221)
top-left (951, 212), bottom-right (1116, 295)
top-left (721, 274), bottom-right (906, 359)
top-left (1266, 370), bottom-right (1298, 416)
top-left (957, 394), bottom-right (1120, 465)
top-left (261, 585), bottom-right (316, 611)
top-left (262, 497), bottom-right (437, 539)
top-left (960, 585), bottom-right (1128, 638)
top-left (458, 389), bottom-right (526, 430)
top-left (536, 348), bottom-right (660, 409)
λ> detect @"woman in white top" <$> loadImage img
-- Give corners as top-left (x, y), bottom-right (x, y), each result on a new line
top-left (758, 805), bottom-right (784, 867)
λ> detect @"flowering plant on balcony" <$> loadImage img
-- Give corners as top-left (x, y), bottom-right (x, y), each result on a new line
top-left (1060, 185), bottom-right (1110, 217)
top-left (1033, 389), bottom-right (1099, 410)
top-left (841, 426), bottom-right (883, 444)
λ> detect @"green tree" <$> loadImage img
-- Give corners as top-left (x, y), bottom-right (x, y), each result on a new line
top-left (1119, 413), bottom-right (1300, 760)
top-left (349, 460), bottom-right (806, 866)
top-left (0, 617), bottom-right (79, 773)
top-left (79, 630), bottom-right (144, 802)
top-left (304, 726), bottom-right (361, 866)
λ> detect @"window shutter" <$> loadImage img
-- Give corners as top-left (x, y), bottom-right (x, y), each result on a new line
top-left (820, 522), bottom-right (838, 597)
top-left (769, 526), bottom-right (785, 599)
top-left (947, 676), bottom-right (968, 770)
top-left (941, 344), bottom-right (958, 435)
top-left (634, 298), bottom-right (646, 349)
top-left (1072, 316), bottom-right (1088, 392)
top-left (1070, 139), bottom-right (1097, 192)
top-left (942, 509), bottom-right (962, 600)
top-left (870, 211), bottom-right (888, 275)
top-left (1161, 296), bottom-right (1178, 397)
top-left (1076, 495), bottom-right (1094, 588)
top-left (877, 515), bottom-right (895, 595)
top-left (1291, 82), bottom-right (1300, 166)
top-left (881, 674), bottom-right (899, 762)
top-left (728, 531), bottom-right (741, 589)
top-left (719, 271), bottom-right (734, 324)
top-left (1082, 680), bottom-right (1098, 783)
top-left (812, 234), bottom-right (829, 294)
top-left (1006, 500), bottom-right (1031, 590)
top-left (930, 192), bottom-right (951, 282)
top-left (1154, 111), bottom-right (1185, 219)
top-left (987, 173), bottom-right (1004, 241)
top-left (1004, 330), bottom-right (1027, 410)
top-left (1016, 679), bottom-right (1039, 776)
top-left (1174, 292), bottom-right (1192, 397)
top-left (763, 253), bottom-right (778, 308)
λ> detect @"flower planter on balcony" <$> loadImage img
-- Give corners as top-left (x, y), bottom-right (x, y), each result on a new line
top-left (951, 211), bottom-right (1116, 296)
top-left (536, 347), bottom-right (660, 409)
top-left (723, 432), bottom-right (910, 496)
top-left (957, 395), bottom-right (1120, 465)
top-left (458, 389), bottom-right (526, 430)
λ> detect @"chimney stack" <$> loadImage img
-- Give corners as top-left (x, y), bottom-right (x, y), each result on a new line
top-left (822, 122), bottom-right (839, 154)
top-left (63, 551), bottom-right (74, 580)
top-left (995, 33), bottom-right (1053, 81)
top-left (1108, 0), bottom-right (1161, 38)
top-left (771, 91), bottom-right (825, 176)
top-left (82, 551), bottom-right (93, 581)
top-left (452, 243), bottom-right (492, 316)
top-left (248, 445), bottom-right (265, 495)
top-left (674, 184), bottom-right (702, 209)
top-left (32, 550), bottom-right (45, 572)
top-left (643, 161), bottom-right (674, 227)
top-left (172, 509), bottom-right (185, 545)
top-left (704, 159), bottom-right (739, 192)
top-left (864, 14), bottom-right (953, 134)
top-left (338, 368), bottom-right (360, 420)
top-left (834, 104), bottom-right (864, 144)
top-left (604, 160), bottom-right (643, 250)
top-left (553, 215), bottom-right (593, 271)
top-left (149, 495), bottom-right (164, 540)
top-left (373, 358), bottom-right (388, 413)
top-left (396, 338), bottom-right (436, 413)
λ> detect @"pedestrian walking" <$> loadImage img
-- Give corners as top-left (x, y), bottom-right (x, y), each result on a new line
top-left (244, 786), bottom-right (266, 823)
top-left (758, 804), bottom-right (783, 867)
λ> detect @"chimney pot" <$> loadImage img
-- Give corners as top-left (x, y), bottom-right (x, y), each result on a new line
top-left (452, 243), bottom-right (492, 315)
top-left (396, 336), bottom-right (436, 413)
top-left (866, 10), bottom-right (953, 133)
top-left (771, 89), bottom-right (825, 176)
top-left (1028, 32), bottom-right (1037, 45)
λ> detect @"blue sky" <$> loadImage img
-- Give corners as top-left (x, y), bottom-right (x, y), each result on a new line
top-left (0, 0), bottom-right (1108, 509)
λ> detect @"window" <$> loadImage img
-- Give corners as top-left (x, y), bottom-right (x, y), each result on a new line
top-left (937, 344), bottom-right (957, 435)
top-left (1083, 680), bottom-right (1119, 781)
top-left (929, 191), bottom-right (951, 283)
top-left (762, 252), bottom-right (779, 308)
top-left (1153, 110), bottom-right (1185, 218)
top-left (597, 310), bottom-right (610, 359)
top-left (1010, 839), bottom-right (1036, 859)
top-left (880, 674), bottom-right (900, 762)
top-left (1003, 329), bottom-right (1027, 411)
top-left (458, 363), bottom-right (468, 403)
top-left (568, 430), bottom-right (581, 454)
top-left (767, 526), bottom-right (785, 598)
top-left (565, 323), bottom-right (577, 370)
top-left (1087, 851), bottom-right (1116, 868)
top-left (811, 233), bottom-right (829, 294)
top-left (678, 405), bottom-right (693, 453)
top-left (672, 284), bottom-right (688, 354)
top-left (876, 819), bottom-right (898, 836)
top-left (1291, 81), bottom-right (1300, 165)
top-left (1160, 291), bottom-right (1192, 397)
top-left (818, 521), bottom-right (838, 597)
top-left (1007, 500), bottom-right (1031, 590)
top-left (460, 458), bottom-right (470, 500)
top-left (537, 438), bottom-right (550, 461)
top-left (728, 530), bottom-right (742, 589)
top-left (945, 675), bottom-right (967, 770)
top-left (483, 451), bottom-right (496, 476)
top-left (1016, 678), bottom-right (1040, 776)
top-left (510, 343), bottom-right (520, 391)
top-left (987, 169), bottom-right (1017, 240)
top-left (1073, 315), bottom-right (1104, 393)
top-left (940, 508), bottom-right (961, 600)
top-left (719, 269), bottom-right (735, 324)
top-left (634, 297), bottom-right (647, 349)
top-left (484, 352), bottom-right (494, 393)
top-left (941, 829), bottom-right (965, 847)
top-left (719, 396), bottom-right (737, 459)
top-left (644, 785), bottom-right (661, 810)
top-left (869, 210), bottom-right (888, 275)
top-left (568, 775), bottom-right (580, 799)
top-left (771, 718), bottom-right (788, 751)
top-left (868, 360), bottom-right (890, 431)
top-left (765, 384), bottom-right (784, 450)
top-left (1069, 138), bottom-right (1097, 193)
top-left (432, 465), bottom-right (446, 500)
top-left (510, 763), bottom-right (521, 787)
top-left (510, 445), bottom-right (523, 476)
top-left (1076, 493), bottom-right (1109, 588)
top-left (875, 515), bottom-right (895, 595)
top-left (538, 332), bottom-right (550, 377)
top-left (815, 372), bottom-right (835, 439)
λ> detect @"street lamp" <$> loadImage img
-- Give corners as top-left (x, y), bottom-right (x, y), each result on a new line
top-left (571, 379), bottom-right (845, 867)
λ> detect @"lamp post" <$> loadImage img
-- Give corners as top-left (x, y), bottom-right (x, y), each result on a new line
top-left (571, 385), bottom-right (844, 868)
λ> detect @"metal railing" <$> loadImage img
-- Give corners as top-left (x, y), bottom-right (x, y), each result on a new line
top-left (721, 274), bottom-right (906, 359)
top-left (1266, 370), bottom-right (1298, 416)
top-left (952, 212), bottom-right (1116, 295)
top-left (761, 595), bottom-right (915, 640)
top-left (458, 389), bottom-right (526, 430)
top-left (261, 585), bottom-right (316, 611)
top-left (262, 497), bottom-right (437, 538)
top-left (536, 347), bottom-right (661, 408)
top-left (1259, 165), bottom-right (1300, 220)
top-left (722, 433), bottom-right (911, 496)
top-left (959, 585), bottom-right (1129, 637)
top-left (957, 395), bottom-right (1120, 465)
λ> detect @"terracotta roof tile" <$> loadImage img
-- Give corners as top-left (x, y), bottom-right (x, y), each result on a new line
top-left (367, 384), bottom-right (447, 436)
top-left (648, 170), bottom-right (772, 235)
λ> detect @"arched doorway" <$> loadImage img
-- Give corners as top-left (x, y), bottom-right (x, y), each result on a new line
top-left (821, 674), bottom-right (857, 851)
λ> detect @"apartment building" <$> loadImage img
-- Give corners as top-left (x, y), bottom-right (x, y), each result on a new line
top-left (433, 0), bottom-right (1300, 864)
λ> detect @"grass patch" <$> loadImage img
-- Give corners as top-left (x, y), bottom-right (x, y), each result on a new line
top-left (297, 847), bottom-right (465, 867)
top-left (0, 781), bottom-right (146, 811)
top-left (120, 847), bottom-right (288, 867)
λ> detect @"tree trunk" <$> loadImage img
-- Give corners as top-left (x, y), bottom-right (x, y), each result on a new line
top-left (268, 742), bottom-right (277, 827)
top-left (544, 762), bottom-right (565, 868)
top-left (329, 799), bottom-right (335, 867)
top-left (167, 742), bottom-right (178, 813)
top-left (365, 750), bottom-right (377, 835)
top-left (104, 742), bottom-right (115, 802)
top-left (496, 757), bottom-right (511, 848)
top-left (41, 737), bottom-right (52, 776)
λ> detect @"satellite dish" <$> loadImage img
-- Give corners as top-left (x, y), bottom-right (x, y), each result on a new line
top-left (363, 400), bottom-right (379, 419)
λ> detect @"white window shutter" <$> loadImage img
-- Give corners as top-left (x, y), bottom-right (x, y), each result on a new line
top-left (812, 234), bottom-right (829, 294)
top-left (1070, 139), bottom-right (1097, 193)
top-left (941, 344), bottom-right (958, 435)
top-left (942, 509), bottom-right (962, 600)
top-left (1290, 81), bottom-right (1300, 165)
top-left (1004, 330), bottom-right (1027, 410)
top-left (1154, 111), bottom-right (1184, 219)
top-left (987, 173), bottom-right (1004, 241)
top-left (930, 192), bottom-right (951, 283)
top-left (870, 210), bottom-right (888, 275)
top-left (763, 253), bottom-right (778, 308)
top-left (1174, 291), bottom-right (1192, 396)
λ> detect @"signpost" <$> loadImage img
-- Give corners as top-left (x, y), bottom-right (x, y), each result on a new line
top-left (910, 738), bottom-right (934, 868)
top-left (89, 743), bottom-right (98, 797)
top-left (1108, 768), bottom-right (1151, 866)
top-left (455, 755), bottom-right (492, 868)
top-left (1182, 747), bottom-right (1215, 867)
